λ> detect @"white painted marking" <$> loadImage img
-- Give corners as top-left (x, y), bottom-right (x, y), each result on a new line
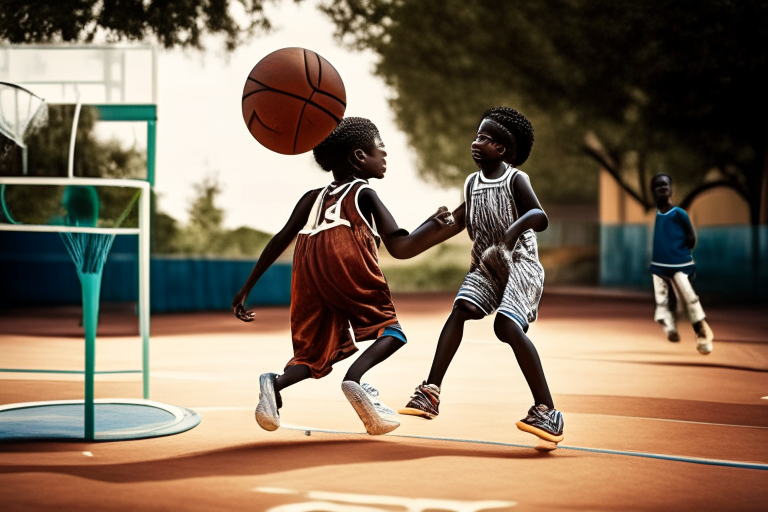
top-left (82, 451), bottom-right (93, 457)
top-left (254, 487), bottom-right (298, 495)
top-left (254, 487), bottom-right (515, 512)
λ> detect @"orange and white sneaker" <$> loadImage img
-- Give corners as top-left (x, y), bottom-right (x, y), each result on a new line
top-left (398, 381), bottom-right (440, 419)
top-left (516, 404), bottom-right (564, 450)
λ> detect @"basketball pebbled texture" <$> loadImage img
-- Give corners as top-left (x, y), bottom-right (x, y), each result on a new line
top-left (242, 47), bottom-right (347, 155)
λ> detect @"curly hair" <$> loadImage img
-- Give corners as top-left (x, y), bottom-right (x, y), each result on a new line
top-left (481, 106), bottom-right (534, 166)
top-left (313, 117), bottom-right (381, 173)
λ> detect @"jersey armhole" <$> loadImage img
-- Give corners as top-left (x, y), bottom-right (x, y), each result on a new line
top-left (355, 185), bottom-right (381, 238)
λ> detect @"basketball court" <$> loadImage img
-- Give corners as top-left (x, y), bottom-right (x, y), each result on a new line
top-left (1, 292), bottom-right (766, 511)
top-left (1, 44), bottom-right (766, 512)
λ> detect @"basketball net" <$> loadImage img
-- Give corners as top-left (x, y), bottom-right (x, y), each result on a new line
top-left (0, 81), bottom-right (48, 174)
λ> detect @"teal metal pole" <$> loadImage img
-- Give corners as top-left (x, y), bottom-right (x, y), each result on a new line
top-left (80, 272), bottom-right (102, 441)
top-left (147, 120), bottom-right (156, 187)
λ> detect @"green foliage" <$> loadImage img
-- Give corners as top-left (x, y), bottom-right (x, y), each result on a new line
top-left (0, 0), bottom-right (281, 51)
top-left (163, 173), bottom-right (272, 256)
top-left (321, 0), bottom-right (768, 215)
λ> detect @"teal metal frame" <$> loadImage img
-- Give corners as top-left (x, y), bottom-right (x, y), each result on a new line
top-left (94, 104), bottom-right (157, 187)
top-left (0, 103), bottom-right (156, 440)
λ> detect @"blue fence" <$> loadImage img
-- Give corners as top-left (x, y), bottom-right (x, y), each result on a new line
top-left (600, 224), bottom-right (768, 301)
top-left (0, 232), bottom-right (291, 311)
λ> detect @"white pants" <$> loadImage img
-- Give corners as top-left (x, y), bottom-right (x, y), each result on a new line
top-left (653, 272), bottom-right (706, 326)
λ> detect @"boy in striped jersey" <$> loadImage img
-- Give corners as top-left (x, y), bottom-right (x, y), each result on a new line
top-left (399, 107), bottom-right (565, 449)
top-left (650, 173), bottom-right (714, 354)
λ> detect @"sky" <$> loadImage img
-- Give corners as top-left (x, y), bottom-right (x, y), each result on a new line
top-left (152, 1), bottom-right (459, 233)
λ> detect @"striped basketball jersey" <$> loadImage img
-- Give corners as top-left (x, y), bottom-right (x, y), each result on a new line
top-left (457, 165), bottom-right (545, 328)
top-left (464, 165), bottom-right (534, 267)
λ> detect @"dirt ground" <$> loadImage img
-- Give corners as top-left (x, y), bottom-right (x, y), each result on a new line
top-left (1, 292), bottom-right (767, 512)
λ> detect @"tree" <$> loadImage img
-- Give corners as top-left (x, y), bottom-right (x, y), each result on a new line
top-left (173, 173), bottom-right (272, 256)
top-left (320, 0), bottom-right (768, 222)
top-left (0, 0), bottom-right (287, 51)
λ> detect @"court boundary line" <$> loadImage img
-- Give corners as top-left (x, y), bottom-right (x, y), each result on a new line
top-left (280, 423), bottom-right (768, 471)
top-left (190, 407), bottom-right (768, 430)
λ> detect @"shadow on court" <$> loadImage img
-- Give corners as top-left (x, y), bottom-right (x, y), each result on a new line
top-left (0, 437), bottom-right (558, 483)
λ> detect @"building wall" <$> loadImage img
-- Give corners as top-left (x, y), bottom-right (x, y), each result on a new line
top-left (598, 169), bottom-right (766, 300)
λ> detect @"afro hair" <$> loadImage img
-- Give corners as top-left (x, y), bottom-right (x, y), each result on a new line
top-left (481, 106), bottom-right (534, 166)
top-left (313, 117), bottom-right (381, 173)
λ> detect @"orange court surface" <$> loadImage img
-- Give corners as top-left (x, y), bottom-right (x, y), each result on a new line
top-left (1, 292), bottom-right (767, 511)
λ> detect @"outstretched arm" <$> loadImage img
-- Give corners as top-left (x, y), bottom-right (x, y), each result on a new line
top-left (501, 173), bottom-right (549, 248)
top-left (232, 189), bottom-right (320, 321)
top-left (357, 188), bottom-right (465, 259)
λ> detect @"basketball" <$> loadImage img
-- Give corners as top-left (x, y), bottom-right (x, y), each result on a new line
top-left (241, 47), bottom-right (347, 155)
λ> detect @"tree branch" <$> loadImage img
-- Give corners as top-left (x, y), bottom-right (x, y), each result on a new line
top-left (582, 145), bottom-right (650, 210)
top-left (679, 179), bottom-right (751, 211)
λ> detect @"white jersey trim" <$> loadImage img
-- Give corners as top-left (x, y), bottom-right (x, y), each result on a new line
top-left (650, 260), bottom-right (695, 267)
top-left (476, 164), bottom-right (513, 184)
top-left (298, 179), bottom-right (365, 236)
top-left (354, 184), bottom-right (381, 239)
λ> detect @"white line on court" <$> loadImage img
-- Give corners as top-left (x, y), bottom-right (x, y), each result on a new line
top-left (279, 423), bottom-right (768, 471)
top-left (190, 407), bottom-right (768, 430)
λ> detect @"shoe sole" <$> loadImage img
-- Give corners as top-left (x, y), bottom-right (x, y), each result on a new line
top-left (516, 421), bottom-right (564, 443)
top-left (342, 381), bottom-right (400, 435)
top-left (255, 373), bottom-right (280, 431)
top-left (397, 407), bottom-right (436, 420)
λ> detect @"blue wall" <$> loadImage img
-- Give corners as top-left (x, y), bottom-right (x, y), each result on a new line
top-left (600, 224), bottom-right (768, 301)
top-left (0, 232), bottom-right (291, 311)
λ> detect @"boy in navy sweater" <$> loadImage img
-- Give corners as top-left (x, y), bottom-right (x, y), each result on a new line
top-left (650, 173), bottom-right (713, 354)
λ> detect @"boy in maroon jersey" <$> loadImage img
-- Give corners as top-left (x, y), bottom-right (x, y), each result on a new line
top-left (232, 117), bottom-right (460, 435)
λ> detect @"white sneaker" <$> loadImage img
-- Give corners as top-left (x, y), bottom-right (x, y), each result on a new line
top-left (255, 373), bottom-right (280, 431)
top-left (696, 320), bottom-right (714, 355)
top-left (342, 381), bottom-right (400, 435)
top-left (360, 382), bottom-right (396, 416)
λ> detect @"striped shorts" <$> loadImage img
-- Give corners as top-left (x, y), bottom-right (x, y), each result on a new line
top-left (455, 231), bottom-right (545, 332)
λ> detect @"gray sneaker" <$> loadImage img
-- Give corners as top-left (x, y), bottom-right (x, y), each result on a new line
top-left (255, 373), bottom-right (280, 431)
top-left (360, 382), bottom-right (396, 416)
top-left (342, 381), bottom-right (400, 435)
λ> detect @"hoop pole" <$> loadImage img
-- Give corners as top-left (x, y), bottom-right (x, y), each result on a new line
top-left (139, 187), bottom-right (151, 399)
top-left (81, 272), bottom-right (101, 441)
top-left (68, 91), bottom-right (82, 179)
